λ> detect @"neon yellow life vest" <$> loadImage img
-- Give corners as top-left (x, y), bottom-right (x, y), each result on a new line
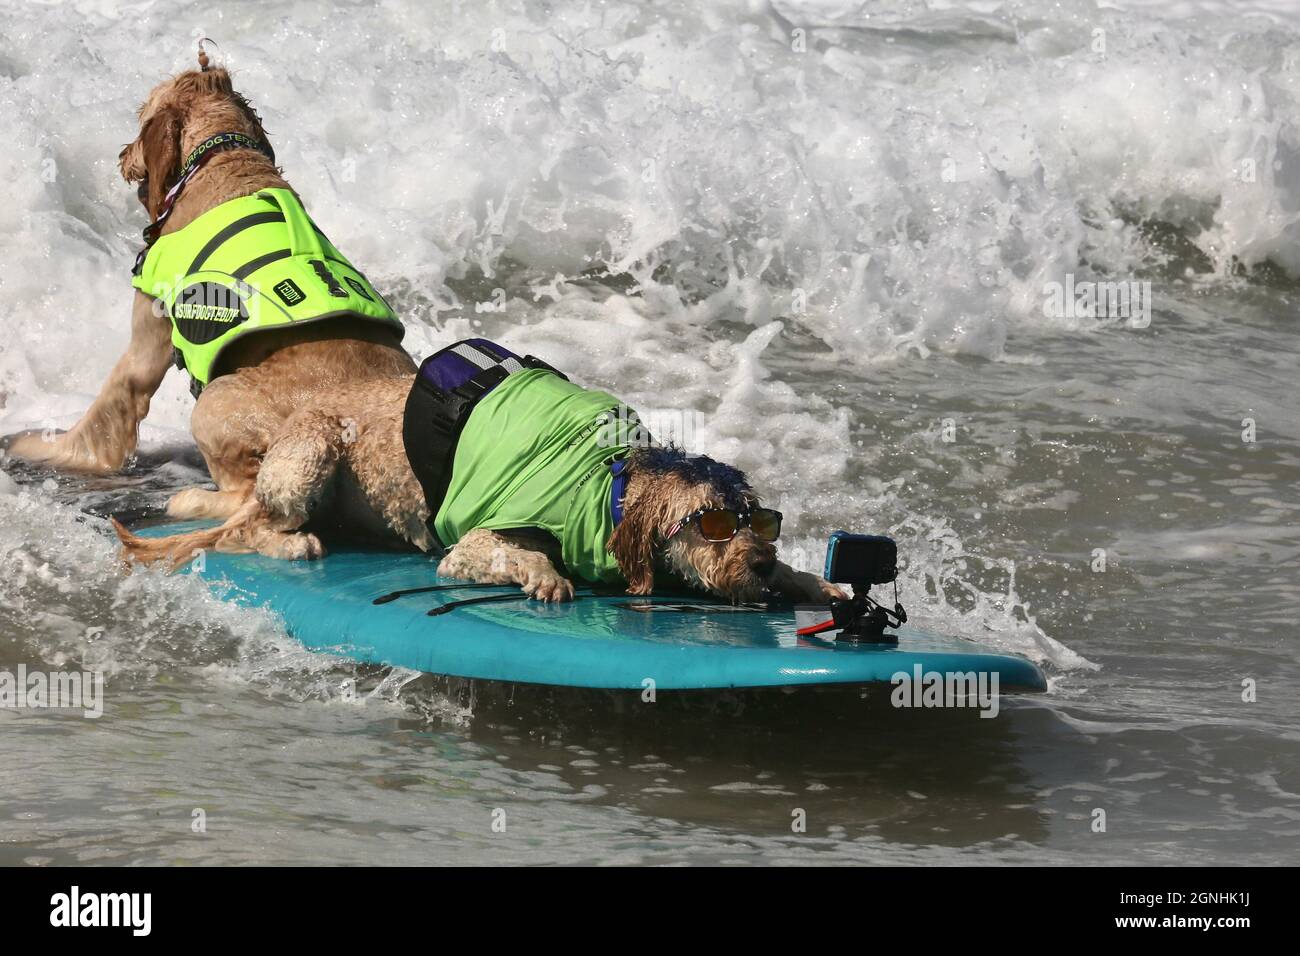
top-left (131, 188), bottom-right (403, 388)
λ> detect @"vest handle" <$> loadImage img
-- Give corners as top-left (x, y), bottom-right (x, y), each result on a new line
top-left (255, 188), bottom-right (325, 259)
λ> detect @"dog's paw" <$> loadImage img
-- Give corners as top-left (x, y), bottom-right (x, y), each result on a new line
top-left (436, 546), bottom-right (478, 582)
top-left (3, 430), bottom-right (113, 473)
top-left (522, 568), bottom-right (575, 603)
top-left (771, 564), bottom-right (848, 603)
top-left (814, 577), bottom-right (850, 602)
top-left (3, 431), bottom-right (46, 460)
top-left (261, 531), bottom-right (326, 561)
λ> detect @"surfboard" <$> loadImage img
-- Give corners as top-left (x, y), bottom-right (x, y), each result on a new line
top-left (135, 523), bottom-right (1048, 692)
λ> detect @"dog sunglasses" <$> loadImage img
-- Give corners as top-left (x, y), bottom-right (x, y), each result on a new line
top-left (664, 507), bottom-right (783, 542)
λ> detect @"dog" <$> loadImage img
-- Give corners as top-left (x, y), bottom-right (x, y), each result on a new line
top-left (8, 57), bottom-right (841, 605)
top-left (111, 339), bottom-right (845, 605)
top-left (5, 60), bottom-right (415, 563)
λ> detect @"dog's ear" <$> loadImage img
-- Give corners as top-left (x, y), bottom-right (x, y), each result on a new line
top-left (117, 137), bottom-right (144, 184)
top-left (607, 499), bottom-right (659, 595)
top-left (120, 106), bottom-right (184, 218)
top-left (141, 106), bottom-right (183, 218)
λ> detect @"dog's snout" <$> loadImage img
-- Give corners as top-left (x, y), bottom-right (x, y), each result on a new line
top-left (749, 552), bottom-right (777, 578)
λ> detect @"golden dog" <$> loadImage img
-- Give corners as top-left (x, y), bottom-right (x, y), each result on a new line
top-left (7, 65), bottom-right (415, 559)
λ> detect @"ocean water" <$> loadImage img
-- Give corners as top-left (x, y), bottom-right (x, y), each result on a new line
top-left (1, 0), bottom-right (1297, 865)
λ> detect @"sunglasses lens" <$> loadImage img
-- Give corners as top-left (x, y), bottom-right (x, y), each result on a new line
top-left (750, 509), bottom-right (782, 541)
top-left (697, 510), bottom-right (740, 541)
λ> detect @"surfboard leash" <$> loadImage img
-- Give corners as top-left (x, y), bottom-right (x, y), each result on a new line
top-left (374, 582), bottom-right (616, 605)
top-left (426, 592), bottom-right (537, 616)
top-left (373, 582), bottom-right (531, 604)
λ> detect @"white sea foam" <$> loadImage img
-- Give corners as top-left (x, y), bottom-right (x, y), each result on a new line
top-left (3, 0), bottom-right (1298, 412)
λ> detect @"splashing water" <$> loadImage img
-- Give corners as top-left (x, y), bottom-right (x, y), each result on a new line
top-left (2, 0), bottom-right (1298, 865)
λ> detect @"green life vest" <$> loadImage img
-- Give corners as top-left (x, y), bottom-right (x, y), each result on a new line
top-left (132, 188), bottom-right (403, 388)
top-left (434, 368), bottom-right (635, 584)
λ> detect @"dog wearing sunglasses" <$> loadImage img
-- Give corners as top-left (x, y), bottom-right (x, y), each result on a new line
top-left (113, 343), bottom-right (845, 605)
top-left (439, 445), bottom-right (844, 604)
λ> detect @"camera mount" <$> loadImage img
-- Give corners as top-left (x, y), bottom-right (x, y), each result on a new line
top-left (796, 532), bottom-right (908, 643)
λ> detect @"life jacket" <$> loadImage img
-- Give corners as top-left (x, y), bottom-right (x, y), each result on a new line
top-left (132, 187), bottom-right (403, 393)
top-left (402, 339), bottom-right (647, 584)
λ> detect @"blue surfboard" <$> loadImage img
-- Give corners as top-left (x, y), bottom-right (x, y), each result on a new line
top-left (136, 524), bottom-right (1047, 692)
